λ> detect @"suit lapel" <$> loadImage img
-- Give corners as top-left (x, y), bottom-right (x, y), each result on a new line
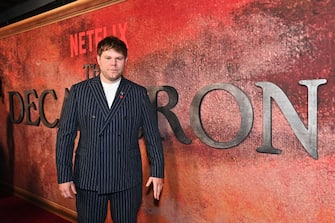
top-left (88, 76), bottom-right (109, 117)
top-left (99, 77), bottom-right (132, 135)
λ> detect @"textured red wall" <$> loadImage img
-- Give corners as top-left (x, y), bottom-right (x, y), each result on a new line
top-left (0, 0), bottom-right (334, 222)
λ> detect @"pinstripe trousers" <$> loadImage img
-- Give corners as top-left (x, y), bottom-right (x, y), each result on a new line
top-left (76, 184), bottom-right (142, 223)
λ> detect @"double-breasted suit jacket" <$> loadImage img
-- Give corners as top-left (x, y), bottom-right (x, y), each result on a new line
top-left (56, 76), bottom-right (164, 194)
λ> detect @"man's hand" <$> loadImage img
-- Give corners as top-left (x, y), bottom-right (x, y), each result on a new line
top-left (59, 181), bottom-right (77, 199)
top-left (146, 177), bottom-right (164, 200)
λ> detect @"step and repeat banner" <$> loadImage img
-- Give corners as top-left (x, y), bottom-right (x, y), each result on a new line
top-left (0, 0), bottom-right (334, 222)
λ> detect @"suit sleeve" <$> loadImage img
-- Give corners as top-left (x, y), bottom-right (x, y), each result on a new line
top-left (56, 85), bottom-right (78, 184)
top-left (141, 89), bottom-right (164, 178)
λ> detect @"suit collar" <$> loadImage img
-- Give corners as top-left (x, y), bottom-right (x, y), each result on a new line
top-left (89, 76), bottom-right (133, 135)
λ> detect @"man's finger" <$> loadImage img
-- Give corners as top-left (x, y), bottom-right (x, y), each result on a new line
top-left (154, 183), bottom-right (163, 200)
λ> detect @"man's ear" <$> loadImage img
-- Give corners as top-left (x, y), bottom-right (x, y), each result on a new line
top-left (97, 55), bottom-right (103, 67)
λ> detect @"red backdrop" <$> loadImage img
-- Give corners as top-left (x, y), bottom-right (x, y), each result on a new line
top-left (0, 0), bottom-right (334, 222)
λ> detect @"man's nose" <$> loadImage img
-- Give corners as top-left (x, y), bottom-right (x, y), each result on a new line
top-left (111, 59), bottom-right (117, 66)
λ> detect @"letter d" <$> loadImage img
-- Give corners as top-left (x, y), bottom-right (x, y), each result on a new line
top-left (8, 91), bottom-right (24, 124)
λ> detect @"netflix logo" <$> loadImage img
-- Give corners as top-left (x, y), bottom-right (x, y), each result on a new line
top-left (69, 23), bottom-right (128, 57)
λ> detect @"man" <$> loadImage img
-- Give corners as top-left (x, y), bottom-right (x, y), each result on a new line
top-left (56, 36), bottom-right (164, 223)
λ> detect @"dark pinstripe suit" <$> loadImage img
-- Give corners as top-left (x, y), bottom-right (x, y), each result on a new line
top-left (56, 76), bottom-right (164, 222)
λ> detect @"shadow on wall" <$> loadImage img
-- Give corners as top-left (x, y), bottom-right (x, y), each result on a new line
top-left (0, 75), bottom-right (15, 195)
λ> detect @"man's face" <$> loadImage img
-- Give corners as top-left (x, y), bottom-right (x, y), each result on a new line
top-left (97, 48), bottom-right (127, 83)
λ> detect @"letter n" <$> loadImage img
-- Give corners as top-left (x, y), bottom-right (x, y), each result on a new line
top-left (256, 79), bottom-right (327, 159)
top-left (70, 34), bottom-right (78, 57)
